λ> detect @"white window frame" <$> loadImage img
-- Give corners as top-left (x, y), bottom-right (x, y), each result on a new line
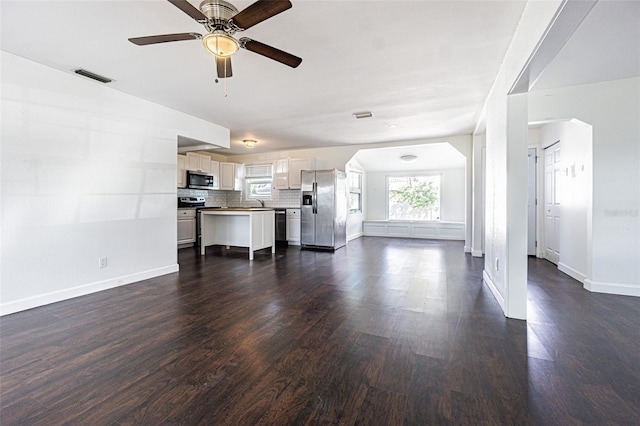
top-left (349, 171), bottom-right (363, 213)
top-left (385, 173), bottom-right (442, 221)
top-left (244, 163), bottom-right (273, 199)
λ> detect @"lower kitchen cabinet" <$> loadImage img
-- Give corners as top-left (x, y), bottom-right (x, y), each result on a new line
top-left (177, 209), bottom-right (196, 245)
top-left (286, 208), bottom-right (301, 245)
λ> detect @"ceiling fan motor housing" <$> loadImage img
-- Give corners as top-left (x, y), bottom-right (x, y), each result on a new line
top-left (199, 0), bottom-right (238, 26)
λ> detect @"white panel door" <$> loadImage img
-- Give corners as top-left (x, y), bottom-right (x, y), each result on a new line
top-left (544, 143), bottom-right (561, 264)
top-left (527, 148), bottom-right (537, 256)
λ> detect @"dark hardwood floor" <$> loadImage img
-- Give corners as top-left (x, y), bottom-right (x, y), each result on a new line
top-left (1, 238), bottom-right (639, 425)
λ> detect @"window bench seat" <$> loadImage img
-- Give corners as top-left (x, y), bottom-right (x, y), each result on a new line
top-left (363, 220), bottom-right (464, 240)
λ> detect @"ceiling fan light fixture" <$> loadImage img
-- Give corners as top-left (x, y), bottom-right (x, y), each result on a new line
top-left (243, 139), bottom-right (257, 148)
top-left (203, 31), bottom-right (238, 57)
top-left (400, 155), bottom-right (417, 162)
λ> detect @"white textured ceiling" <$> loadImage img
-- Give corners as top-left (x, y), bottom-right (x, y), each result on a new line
top-left (0, 0), bottom-right (526, 155)
top-left (533, 0), bottom-right (640, 90)
top-left (353, 143), bottom-right (466, 172)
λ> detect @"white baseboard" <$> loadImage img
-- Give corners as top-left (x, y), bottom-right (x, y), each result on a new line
top-left (558, 262), bottom-right (587, 283)
top-left (347, 232), bottom-right (363, 242)
top-left (464, 245), bottom-right (471, 253)
top-left (584, 279), bottom-right (640, 297)
top-left (483, 270), bottom-right (506, 314)
top-left (472, 249), bottom-right (483, 257)
top-left (0, 264), bottom-right (180, 316)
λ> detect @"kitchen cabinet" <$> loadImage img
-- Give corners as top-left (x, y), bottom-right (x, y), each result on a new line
top-left (177, 154), bottom-right (186, 188)
top-left (288, 158), bottom-right (315, 189)
top-left (186, 152), bottom-right (212, 173)
top-left (210, 160), bottom-right (220, 189)
top-left (273, 158), bottom-right (315, 189)
top-left (219, 162), bottom-right (243, 190)
top-left (273, 158), bottom-right (289, 189)
top-left (219, 162), bottom-right (235, 190)
top-left (177, 209), bottom-right (196, 245)
top-left (286, 208), bottom-right (301, 245)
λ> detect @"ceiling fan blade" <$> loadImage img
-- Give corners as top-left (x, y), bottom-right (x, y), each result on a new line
top-left (167, 0), bottom-right (208, 23)
top-left (231, 0), bottom-right (292, 30)
top-left (216, 56), bottom-right (233, 78)
top-left (240, 38), bottom-right (302, 68)
top-left (128, 33), bottom-right (202, 46)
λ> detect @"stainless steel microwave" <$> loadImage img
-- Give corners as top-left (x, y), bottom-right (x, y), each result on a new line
top-left (187, 170), bottom-right (215, 190)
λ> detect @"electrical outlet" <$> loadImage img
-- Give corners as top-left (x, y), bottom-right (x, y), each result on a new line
top-left (98, 257), bottom-right (108, 269)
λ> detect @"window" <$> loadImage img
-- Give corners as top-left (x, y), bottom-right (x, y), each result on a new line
top-left (246, 178), bottom-right (272, 198)
top-left (349, 171), bottom-right (362, 212)
top-left (245, 164), bottom-right (273, 199)
top-left (387, 175), bottom-right (441, 220)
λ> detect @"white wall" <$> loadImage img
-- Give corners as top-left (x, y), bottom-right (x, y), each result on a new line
top-left (538, 120), bottom-right (592, 283)
top-left (366, 168), bottom-right (465, 222)
top-left (471, 133), bottom-right (485, 257)
top-left (530, 78), bottom-right (640, 296)
top-left (1, 52), bottom-right (230, 315)
top-left (478, 0), bottom-right (563, 319)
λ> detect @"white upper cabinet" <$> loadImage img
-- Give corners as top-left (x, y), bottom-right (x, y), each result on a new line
top-left (186, 152), bottom-right (200, 171)
top-left (199, 155), bottom-right (211, 174)
top-left (219, 162), bottom-right (236, 190)
top-left (186, 152), bottom-right (213, 173)
top-left (288, 158), bottom-right (315, 189)
top-left (177, 154), bottom-right (187, 188)
top-left (210, 160), bottom-right (220, 189)
top-left (273, 158), bottom-right (289, 189)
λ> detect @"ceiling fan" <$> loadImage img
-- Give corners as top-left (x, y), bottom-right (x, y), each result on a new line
top-left (128, 0), bottom-right (302, 78)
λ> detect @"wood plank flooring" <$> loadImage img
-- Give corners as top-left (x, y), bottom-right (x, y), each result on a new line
top-left (1, 238), bottom-right (639, 425)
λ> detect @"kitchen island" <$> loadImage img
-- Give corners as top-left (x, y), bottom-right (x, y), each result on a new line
top-left (200, 208), bottom-right (275, 260)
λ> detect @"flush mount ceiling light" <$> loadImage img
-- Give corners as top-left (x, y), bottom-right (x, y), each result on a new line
top-left (388, 123), bottom-right (398, 129)
top-left (202, 30), bottom-right (239, 57)
top-left (400, 155), bottom-right (417, 162)
top-left (243, 139), bottom-right (257, 148)
top-left (353, 111), bottom-right (373, 119)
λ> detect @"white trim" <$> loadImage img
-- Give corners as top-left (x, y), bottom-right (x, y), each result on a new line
top-left (583, 280), bottom-right (640, 297)
top-left (347, 232), bottom-right (363, 242)
top-left (483, 270), bottom-right (506, 313)
top-left (558, 262), bottom-right (586, 283)
top-left (363, 220), bottom-right (464, 240)
top-left (464, 246), bottom-right (472, 253)
top-left (0, 264), bottom-right (179, 316)
top-left (472, 250), bottom-right (483, 257)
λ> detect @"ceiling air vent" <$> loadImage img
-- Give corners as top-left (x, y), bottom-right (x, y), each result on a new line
top-left (353, 111), bottom-right (373, 119)
top-left (73, 69), bottom-right (113, 84)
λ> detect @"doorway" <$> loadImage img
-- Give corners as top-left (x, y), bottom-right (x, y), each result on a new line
top-left (544, 142), bottom-right (561, 265)
top-left (527, 148), bottom-right (537, 256)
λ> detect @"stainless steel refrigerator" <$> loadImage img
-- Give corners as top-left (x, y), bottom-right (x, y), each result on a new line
top-left (301, 169), bottom-right (348, 250)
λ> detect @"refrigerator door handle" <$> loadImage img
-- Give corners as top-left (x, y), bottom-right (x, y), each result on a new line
top-left (312, 182), bottom-right (317, 214)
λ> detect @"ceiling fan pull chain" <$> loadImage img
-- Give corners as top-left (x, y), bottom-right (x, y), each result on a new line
top-left (224, 59), bottom-right (228, 97)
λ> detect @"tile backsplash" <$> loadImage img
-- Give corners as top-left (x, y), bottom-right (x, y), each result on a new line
top-left (177, 188), bottom-right (300, 208)
top-left (227, 188), bottom-right (301, 208)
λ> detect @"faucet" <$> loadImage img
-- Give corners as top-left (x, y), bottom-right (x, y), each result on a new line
top-left (257, 199), bottom-right (265, 208)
